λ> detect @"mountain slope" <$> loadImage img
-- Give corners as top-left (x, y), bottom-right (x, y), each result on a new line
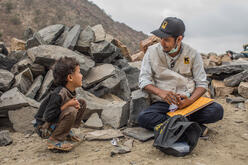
top-left (0, 0), bottom-right (147, 53)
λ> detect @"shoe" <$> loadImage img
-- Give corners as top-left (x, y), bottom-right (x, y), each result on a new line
top-left (47, 139), bottom-right (73, 152)
top-left (200, 124), bottom-right (208, 137)
top-left (66, 130), bottom-right (81, 142)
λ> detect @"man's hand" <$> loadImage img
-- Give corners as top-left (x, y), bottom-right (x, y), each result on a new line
top-left (158, 89), bottom-right (179, 105)
top-left (177, 94), bottom-right (193, 109)
top-left (61, 98), bottom-right (80, 111)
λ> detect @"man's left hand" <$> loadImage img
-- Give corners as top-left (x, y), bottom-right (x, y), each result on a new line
top-left (177, 95), bottom-right (193, 109)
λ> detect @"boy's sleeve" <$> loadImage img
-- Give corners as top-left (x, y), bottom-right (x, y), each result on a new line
top-left (43, 92), bottom-right (62, 122)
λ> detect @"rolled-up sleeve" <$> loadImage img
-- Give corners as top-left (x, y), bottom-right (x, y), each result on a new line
top-left (192, 53), bottom-right (209, 89)
top-left (139, 49), bottom-right (154, 89)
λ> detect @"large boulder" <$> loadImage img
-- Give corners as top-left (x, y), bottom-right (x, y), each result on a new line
top-left (238, 82), bottom-right (248, 99)
top-left (112, 39), bottom-right (131, 61)
top-left (11, 57), bottom-right (33, 75)
top-left (63, 24), bottom-right (81, 50)
top-left (92, 24), bottom-right (106, 42)
top-left (84, 113), bottom-right (103, 129)
top-left (13, 68), bottom-right (33, 94)
top-left (0, 69), bottom-right (14, 92)
top-left (54, 26), bottom-right (70, 46)
top-left (129, 90), bottom-right (150, 126)
top-left (37, 24), bottom-right (65, 44)
top-left (224, 70), bottom-right (248, 87)
top-left (76, 88), bottom-right (129, 128)
top-left (8, 106), bottom-right (37, 133)
top-left (0, 42), bottom-right (9, 55)
top-left (75, 26), bottom-right (95, 54)
top-left (10, 38), bottom-right (26, 51)
top-left (0, 55), bottom-right (17, 71)
top-left (27, 45), bottom-right (91, 75)
top-left (206, 61), bottom-right (248, 80)
top-left (36, 69), bottom-right (53, 101)
top-left (29, 63), bottom-right (46, 78)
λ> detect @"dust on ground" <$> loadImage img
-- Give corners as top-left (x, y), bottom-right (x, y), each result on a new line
top-left (0, 99), bottom-right (248, 165)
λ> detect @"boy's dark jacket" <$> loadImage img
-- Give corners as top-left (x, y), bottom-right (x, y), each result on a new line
top-left (35, 86), bottom-right (76, 125)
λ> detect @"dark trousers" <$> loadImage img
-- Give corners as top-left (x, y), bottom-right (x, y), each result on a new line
top-left (138, 101), bottom-right (224, 131)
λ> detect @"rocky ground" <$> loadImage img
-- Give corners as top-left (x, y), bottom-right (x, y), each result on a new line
top-left (0, 99), bottom-right (247, 165)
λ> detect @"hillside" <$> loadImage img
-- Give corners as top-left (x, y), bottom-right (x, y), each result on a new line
top-left (0, 0), bottom-right (147, 53)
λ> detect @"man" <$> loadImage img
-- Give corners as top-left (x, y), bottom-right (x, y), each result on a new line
top-left (138, 17), bottom-right (224, 136)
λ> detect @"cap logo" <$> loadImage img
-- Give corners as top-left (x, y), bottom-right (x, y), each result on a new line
top-left (161, 21), bottom-right (168, 29)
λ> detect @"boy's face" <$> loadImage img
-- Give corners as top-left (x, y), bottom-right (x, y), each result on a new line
top-left (70, 65), bottom-right (83, 87)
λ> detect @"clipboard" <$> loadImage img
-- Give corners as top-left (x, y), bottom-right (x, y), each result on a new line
top-left (167, 97), bottom-right (214, 117)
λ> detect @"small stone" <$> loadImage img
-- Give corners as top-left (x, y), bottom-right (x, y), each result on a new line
top-left (85, 129), bottom-right (124, 141)
top-left (84, 113), bottom-right (103, 129)
top-left (0, 130), bottom-right (12, 146)
top-left (238, 82), bottom-right (248, 99)
top-left (226, 96), bottom-right (246, 104)
top-left (11, 38), bottom-right (26, 51)
top-left (210, 80), bottom-right (235, 97)
top-left (123, 127), bottom-right (154, 142)
top-left (26, 33), bottom-right (46, 49)
top-left (123, 139), bottom-right (134, 150)
top-left (110, 145), bottom-right (131, 157)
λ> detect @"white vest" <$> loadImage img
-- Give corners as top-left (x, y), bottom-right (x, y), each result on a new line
top-left (148, 43), bottom-right (197, 102)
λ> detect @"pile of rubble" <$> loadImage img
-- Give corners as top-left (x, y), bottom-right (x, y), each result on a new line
top-left (0, 24), bottom-right (152, 146)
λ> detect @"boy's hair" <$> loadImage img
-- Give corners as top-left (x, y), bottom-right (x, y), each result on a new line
top-left (53, 56), bottom-right (80, 86)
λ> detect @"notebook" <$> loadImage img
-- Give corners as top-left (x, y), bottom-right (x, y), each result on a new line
top-left (167, 97), bottom-right (214, 117)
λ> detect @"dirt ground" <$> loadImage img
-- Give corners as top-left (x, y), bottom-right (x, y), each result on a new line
top-left (0, 98), bottom-right (248, 165)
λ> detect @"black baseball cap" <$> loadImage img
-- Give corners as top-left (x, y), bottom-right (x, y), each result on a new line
top-left (151, 17), bottom-right (185, 38)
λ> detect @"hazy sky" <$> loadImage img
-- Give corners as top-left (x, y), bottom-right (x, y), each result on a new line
top-left (90, 0), bottom-right (248, 54)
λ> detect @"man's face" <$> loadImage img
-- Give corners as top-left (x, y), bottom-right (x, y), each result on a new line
top-left (160, 36), bottom-right (177, 53)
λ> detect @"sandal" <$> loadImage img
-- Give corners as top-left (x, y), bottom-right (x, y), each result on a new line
top-left (67, 130), bottom-right (81, 142)
top-left (47, 139), bottom-right (73, 151)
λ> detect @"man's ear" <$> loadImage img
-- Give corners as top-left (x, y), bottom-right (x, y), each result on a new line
top-left (177, 36), bottom-right (183, 43)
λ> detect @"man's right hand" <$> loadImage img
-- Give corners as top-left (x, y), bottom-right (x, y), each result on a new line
top-left (157, 89), bottom-right (179, 105)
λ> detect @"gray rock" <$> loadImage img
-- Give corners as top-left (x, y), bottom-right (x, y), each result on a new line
top-left (235, 103), bottom-right (246, 110)
top-left (7, 50), bottom-right (26, 62)
top-left (37, 24), bottom-right (65, 44)
top-left (238, 82), bottom-right (248, 99)
top-left (26, 32), bottom-right (46, 49)
top-left (27, 45), bottom-right (90, 76)
top-left (224, 70), bottom-right (248, 87)
top-left (84, 113), bottom-right (103, 129)
top-left (8, 106), bottom-right (37, 133)
top-left (36, 69), bottom-right (53, 101)
top-left (122, 66), bottom-right (140, 91)
top-left (0, 130), bottom-right (12, 146)
top-left (23, 27), bottom-right (33, 40)
top-left (111, 145), bottom-right (131, 157)
top-left (13, 68), bottom-right (33, 94)
top-left (76, 88), bottom-right (129, 128)
top-left (92, 24), bottom-right (106, 42)
top-left (0, 88), bottom-right (29, 113)
top-left (0, 69), bottom-right (14, 92)
top-left (129, 90), bottom-right (150, 126)
top-left (85, 129), bottom-right (123, 141)
top-left (0, 42), bottom-right (8, 55)
top-left (90, 41), bottom-right (117, 63)
top-left (74, 51), bottom-right (95, 76)
top-left (11, 57), bottom-right (33, 75)
top-left (123, 139), bottom-right (134, 150)
top-left (83, 64), bottom-right (115, 88)
top-left (0, 55), bottom-right (17, 71)
top-left (26, 75), bottom-right (43, 99)
top-left (226, 96), bottom-right (246, 104)
top-left (30, 63), bottom-right (46, 78)
top-left (54, 26), bottom-right (70, 46)
top-left (63, 24), bottom-right (81, 50)
top-left (75, 26), bottom-right (95, 54)
top-left (206, 61), bottom-right (248, 80)
top-left (122, 127), bottom-right (154, 142)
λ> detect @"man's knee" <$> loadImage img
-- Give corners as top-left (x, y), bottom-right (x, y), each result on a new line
top-left (207, 102), bottom-right (224, 122)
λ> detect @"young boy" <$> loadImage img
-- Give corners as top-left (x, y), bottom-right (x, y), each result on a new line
top-left (34, 56), bottom-right (86, 151)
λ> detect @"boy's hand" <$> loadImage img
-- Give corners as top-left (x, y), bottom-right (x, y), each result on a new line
top-left (62, 98), bottom-right (80, 111)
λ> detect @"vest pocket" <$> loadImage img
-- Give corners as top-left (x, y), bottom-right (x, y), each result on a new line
top-left (179, 65), bottom-right (192, 77)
